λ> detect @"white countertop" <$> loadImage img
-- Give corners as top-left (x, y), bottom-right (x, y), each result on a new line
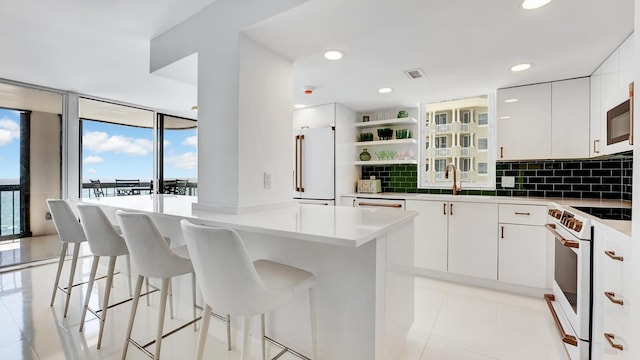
top-left (343, 192), bottom-right (632, 237)
top-left (77, 195), bottom-right (417, 248)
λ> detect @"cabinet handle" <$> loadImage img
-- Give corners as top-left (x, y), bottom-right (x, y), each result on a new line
top-left (514, 212), bottom-right (530, 216)
top-left (605, 250), bottom-right (624, 262)
top-left (357, 202), bottom-right (403, 208)
top-left (352, 198), bottom-right (356, 207)
top-left (604, 291), bottom-right (624, 305)
top-left (604, 333), bottom-right (624, 351)
top-left (593, 139), bottom-right (600, 154)
top-left (544, 294), bottom-right (578, 346)
top-left (629, 81), bottom-right (634, 145)
top-left (500, 146), bottom-right (504, 159)
top-left (443, 203), bottom-right (447, 215)
top-left (501, 226), bottom-right (504, 239)
top-left (450, 203), bottom-right (453, 215)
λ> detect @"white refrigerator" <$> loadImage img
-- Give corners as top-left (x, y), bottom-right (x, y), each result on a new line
top-left (293, 126), bottom-right (335, 201)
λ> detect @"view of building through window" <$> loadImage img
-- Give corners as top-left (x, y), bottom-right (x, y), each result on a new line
top-left (419, 95), bottom-right (495, 189)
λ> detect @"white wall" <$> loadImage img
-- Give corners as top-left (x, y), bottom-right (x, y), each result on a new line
top-left (238, 35), bottom-right (293, 206)
top-left (150, 0), bottom-right (309, 213)
top-left (335, 103), bottom-right (358, 196)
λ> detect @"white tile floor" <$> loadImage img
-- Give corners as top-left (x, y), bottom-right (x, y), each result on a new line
top-left (0, 254), bottom-right (570, 360)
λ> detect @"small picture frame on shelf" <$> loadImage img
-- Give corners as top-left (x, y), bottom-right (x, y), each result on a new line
top-left (362, 115), bottom-right (370, 122)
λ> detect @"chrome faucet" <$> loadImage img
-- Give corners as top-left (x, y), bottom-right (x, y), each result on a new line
top-left (444, 163), bottom-right (461, 195)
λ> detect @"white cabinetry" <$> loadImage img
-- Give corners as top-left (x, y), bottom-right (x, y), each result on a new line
top-left (406, 200), bottom-right (448, 272)
top-left (590, 34), bottom-right (634, 156)
top-left (497, 83), bottom-right (551, 161)
top-left (497, 204), bottom-right (550, 289)
top-left (551, 78), bottom-right (590, 158)
top-left (448, 202), bottom-right (498, 280)
top-left (497, 78), bottom-right (590, 160)
top-left (592, 223), bottom-right (632, 359)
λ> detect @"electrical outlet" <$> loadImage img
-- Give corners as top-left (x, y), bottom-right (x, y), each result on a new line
top-left (45, 212), bottom-right (52, 220)
top-left (263, 172), bottom-right (272, 190)
top-left (502, 176), bottom-right (515, 188)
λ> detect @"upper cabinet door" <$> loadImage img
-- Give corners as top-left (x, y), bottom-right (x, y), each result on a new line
top-left (497, 83), bottom-right (552, 161)
top-left (551, 78), bottom-right (590, 159)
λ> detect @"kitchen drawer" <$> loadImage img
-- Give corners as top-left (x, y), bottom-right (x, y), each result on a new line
top-left (597, 305), bottom-right (632, 359)
top-left (498, 204), bottom-right (547, 225)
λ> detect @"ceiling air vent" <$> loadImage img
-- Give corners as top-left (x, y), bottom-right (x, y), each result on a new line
top-left (404, 68), bottom-right (425, 80)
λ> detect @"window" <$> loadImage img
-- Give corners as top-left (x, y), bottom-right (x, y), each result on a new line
top-left (478, 112), bottom-right (488, 125)
top-left (460, 158), bottom-right (471, 172)
top-left (435, 113), bottom-right (447, 125)
top-left (419, 95), bottom-right (495, 189)
top-left (461, 111), bottom-right (471, 124)
top-left (434, 159), bottom-right (447, 172)
top-left (461, 135), bottom-right (471, 148)
top-left (478, 138), bottom-right (488, 150)
top-left (159, 114), bottom-right (197, 195)
top-left (425, 113), bottom-right (430, 126)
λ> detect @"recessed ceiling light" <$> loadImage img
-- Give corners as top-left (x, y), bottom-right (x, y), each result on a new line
top-left (293, 104), bottom-right (306, 109)
top-left (510, 63), bottom-right (532, 72)
top-left (378, 87), bottom-right (393, 94)
top-left (324, 50), bottom-right (344, 61)
top-left (500, 116), bottom-right (512, 119)
top-left (504, 98), bottom-right (518, 103)
top-left (191, 106), bottom-right (198, 112)
top-left (522, 0), bottom-right (552, 10)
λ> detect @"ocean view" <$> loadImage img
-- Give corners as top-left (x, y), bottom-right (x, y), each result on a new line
top-left (0, 180), bottom-right (19, 237)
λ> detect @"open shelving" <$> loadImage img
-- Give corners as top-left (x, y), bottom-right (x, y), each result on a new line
top-left (354, 138), bottom-right (417, 147)
top-left (354, 159), bottom-right (418, 166)
top-left (354, 117), bottom-right (417, 128)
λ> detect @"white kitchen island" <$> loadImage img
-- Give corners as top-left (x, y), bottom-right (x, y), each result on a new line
top-left (75, 195), bottom-right (416, 360)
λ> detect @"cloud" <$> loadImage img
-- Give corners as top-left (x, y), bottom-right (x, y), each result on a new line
top-left (88, 168), bottom-right (98, 174)
top-left (164, 140), bottom-right (171, 147)
top-left (183, 135), bottom-right (197, 147)
top-left (83, 131), bottom-right (153, 156)
top-left (165, 152), bottom-right (197, 170)
top-left (83, 156), bottom-right (103, 164)
top-left (0, 118), bottom-right (19, 146)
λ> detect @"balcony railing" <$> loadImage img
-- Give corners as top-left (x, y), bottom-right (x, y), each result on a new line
top-left (435, 148), bottom-right (452, 157)
top-left (0, 185), bottom-right (20, 238)
top-left (81, 180), bottom-right (198, 198)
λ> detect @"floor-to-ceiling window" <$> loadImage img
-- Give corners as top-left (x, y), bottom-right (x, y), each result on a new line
top-left (0, 108), bottom-right (22, 238)
top-left (79, 98), bottom-right (154, 197)
top-left (158, 114), bottom-right (197, 195)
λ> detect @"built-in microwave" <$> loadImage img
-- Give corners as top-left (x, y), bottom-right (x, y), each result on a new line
top-left (606, 82), bottom-right (634, 145)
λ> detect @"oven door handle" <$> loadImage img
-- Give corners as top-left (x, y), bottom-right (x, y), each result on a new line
top-left (545, 224), bottom-right (580, 249)
top-left (544, 294), bottom-right (578, 347)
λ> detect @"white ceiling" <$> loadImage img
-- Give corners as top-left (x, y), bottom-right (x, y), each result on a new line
top-left (0, 0), bottom-right (635, 117)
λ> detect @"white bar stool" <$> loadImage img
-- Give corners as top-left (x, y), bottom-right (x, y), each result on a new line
top-left (76, 204), bottom-right (133, 349)
top-left (47, 199), bottom-right (89, 318)
top-left (180, 220), bottom-right (318, 360)
top-left (115, 210), bottom-right (200, 360)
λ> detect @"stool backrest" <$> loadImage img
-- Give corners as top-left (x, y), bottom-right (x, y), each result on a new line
top-left (116, 210), bottom-right (191, 279)
top-left (180, 220), bottom-right (286, 316)
top-left (46, 199), bottom-right (86, 244)
top-left (77, 204), bottom-right (128, 256)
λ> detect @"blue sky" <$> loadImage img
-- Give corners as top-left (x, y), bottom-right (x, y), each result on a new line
top-left (82, 120), bottom-right (197, 181)
top-left (0, 109), bottom-right (20, 180)
top-left (0, 108), bottom-right (197, 182)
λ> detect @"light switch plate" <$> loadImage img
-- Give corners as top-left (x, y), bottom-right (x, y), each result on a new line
top-left (502, 176), bottom-right (515, 188)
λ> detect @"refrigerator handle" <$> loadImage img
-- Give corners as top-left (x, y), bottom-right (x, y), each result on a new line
top-left (299, 134), bottom-right (305, 192)
top-left (294, 135), bottom-right (300, 191)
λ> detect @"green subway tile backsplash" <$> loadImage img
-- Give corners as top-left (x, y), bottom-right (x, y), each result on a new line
top-left (361, 151), bottom-right (632, 200)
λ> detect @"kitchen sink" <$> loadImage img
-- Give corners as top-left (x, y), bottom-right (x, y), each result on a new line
top-left (571, 206), bottom-right (631, 221)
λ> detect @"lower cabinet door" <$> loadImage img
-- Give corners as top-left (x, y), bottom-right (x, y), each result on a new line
top-left (498, 224), bottom-right (548, 288)
top-left (406, 200), bottom-right (448, 272)
top-left (448, 202), bottom-right (498, 280)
